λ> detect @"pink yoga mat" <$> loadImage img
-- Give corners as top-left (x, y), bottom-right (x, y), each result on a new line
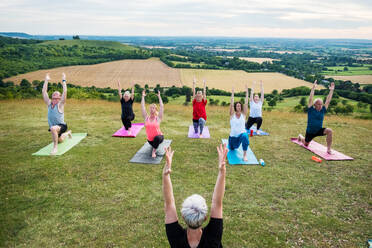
top-left (188, 125), bottom-right (210, 139)
top-left (112, 123), bottom-right (144, 138)
top-left (290, 138), bottom-right (353, 160)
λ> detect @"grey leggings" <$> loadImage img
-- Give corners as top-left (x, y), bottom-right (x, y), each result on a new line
top-left (193, 118), bottom-right (206, 134)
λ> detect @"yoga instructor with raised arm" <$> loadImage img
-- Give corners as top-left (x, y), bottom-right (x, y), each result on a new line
top-left (118, 81), bottom-right (135, 135)
top-left (298, 80), bottom-right (335, 154)
top-left (192, 78), bottom-right (207, 138)
top-left (163, 144), bottom-right (227, 247)
top-left (42, 73), bottom-right (72, 155)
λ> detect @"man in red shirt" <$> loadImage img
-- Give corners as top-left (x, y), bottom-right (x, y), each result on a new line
top-left (192, 79), bottom-right (207, 138)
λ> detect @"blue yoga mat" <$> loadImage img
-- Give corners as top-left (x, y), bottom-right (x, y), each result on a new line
top-left (246, 125), bottom-right (269, 136)
top-left (221, 139), bottom-right (259, 165)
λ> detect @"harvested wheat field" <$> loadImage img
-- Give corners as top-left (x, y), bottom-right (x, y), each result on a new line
top-left (326, 75), bottom-right (372, 85)
top-left (181, 69), bottom-right (319, 92)
top-left (5, 58), bottom-right (182, 88)
top-left (6, 58), bottom-right (317, 92)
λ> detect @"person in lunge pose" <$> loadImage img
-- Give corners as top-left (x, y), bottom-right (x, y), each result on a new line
top-left (42, 73), bottom-right (72, 155)
top-left (118, 81), bottom-right (135, 135)
top-left (141, 90), bottom-right (164, 158)
top-left (246, 81), bottom-right (264, 134)
top-left (298, 80), bottom-right (335, 154)
top-left (192, 78), bottom-right (207, 138)
top-left (229, 86), bottom-right (250, 161)
top-left (162, 144), bottom-right (227, 247)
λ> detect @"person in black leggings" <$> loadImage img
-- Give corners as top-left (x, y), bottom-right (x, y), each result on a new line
top-left (118, 81), bottom-right (135, 135)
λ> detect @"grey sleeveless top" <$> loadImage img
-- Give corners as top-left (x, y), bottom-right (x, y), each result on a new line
top-left (48, 104), bottom-right (65, 127)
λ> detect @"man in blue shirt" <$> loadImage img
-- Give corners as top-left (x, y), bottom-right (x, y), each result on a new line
top-left (298, 80), bottom-right (335, 154)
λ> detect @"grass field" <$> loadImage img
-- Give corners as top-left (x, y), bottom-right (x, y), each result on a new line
top-left (322, 65), bottom-right (372, 76)
top-left (4, 58), bottom-right (317, 93)
top-left (40, 40), bottom-right (138, 51)
top-left (325, 75), bottom-right (372, 85)
top-left (0, 99), bottom-right (371, 247)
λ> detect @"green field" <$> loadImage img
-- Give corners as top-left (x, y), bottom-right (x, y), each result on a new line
top-left (322, 65), bottom-right (372, 76)
top-left (1, 99), bottom-right (371, 247)
top-left (41, 40), bottom-right (138, 51)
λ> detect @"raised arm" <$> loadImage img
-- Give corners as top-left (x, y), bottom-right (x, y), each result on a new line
top-left (308, 80), bottom-right (317, 108)
top-left (203, 79), bottom-right (206, 100)
top-left (243, 85), bottom-right (248, 116)
top-left (158, 91), bottom-right (164, 121)
top-left (42, 73), bottom-right (51, 106)
top-left (60, 73), bottom-right (67, 105)
top-left (117, 81), bottom-right (122, 99)
top-left (141, 90), bottom-right (148, 120)
top-left (192, 78), bottom-right (196, 100)
top-left (260, 81), bottom-right (264, 102)
top-left (162, 146), bottom-right (178, 224)
top-left (210, 143), bottom-right (228, 219)
top-left (230, 87), bottom-right (234, 117)
top-left (324, 82), bottom-right (335, 109)
top-left (131, 82), bottom-right (135, 100)
top-left (250, 82), bottom-right (255, 102)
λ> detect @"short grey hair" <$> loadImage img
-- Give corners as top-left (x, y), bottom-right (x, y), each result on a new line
top-left (124, 91), bottom-right (131, 97)
top-left (181, 194), bottom-right (208, 229)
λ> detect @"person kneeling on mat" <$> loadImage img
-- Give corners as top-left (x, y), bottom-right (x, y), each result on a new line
top-left (42, 73), bottom-right (72, 155)
top-left (229, 86), bottom-right (250, 161)
top-left (141, 90), bottom-right (164, 158)
top-left (163, 144), bottom-right (227, 247)
top-left (192, 78), bottom-right (207, 138)
top-left (246, 81), bottom-right (264, 134)
top-left (298, 80), bottom-right (335, 154)
top-left (118, 81), bottom-right (135, 135)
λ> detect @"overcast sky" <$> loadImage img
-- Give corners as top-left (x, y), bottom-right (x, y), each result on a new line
top-left (1, 0), bottom-right (371, 39)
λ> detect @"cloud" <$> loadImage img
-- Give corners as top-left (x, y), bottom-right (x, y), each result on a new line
top-left (0, 0), bottom-right (371, 39)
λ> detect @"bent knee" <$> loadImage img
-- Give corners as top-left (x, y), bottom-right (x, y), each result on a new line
top-left (325, 128), bottom-right (333, 135)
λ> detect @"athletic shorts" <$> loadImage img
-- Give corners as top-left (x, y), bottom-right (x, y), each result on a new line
top-left (48, 124), bottom-right (68, 137)
top-left (305, 128), bottom-right (326, 143)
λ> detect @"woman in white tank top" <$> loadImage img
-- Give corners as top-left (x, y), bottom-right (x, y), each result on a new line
top-left (229, 86), bottom-right (250, 161)
top-left (246, 81), bottom-right (264, 134)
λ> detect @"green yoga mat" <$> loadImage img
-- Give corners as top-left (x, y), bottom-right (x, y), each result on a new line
top-left (32, 133), bottom-right (87, 156)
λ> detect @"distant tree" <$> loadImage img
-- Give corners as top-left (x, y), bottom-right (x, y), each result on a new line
top-left (300, 97), bottom-right (306, 106)
top-left (185, 89), bottom-right (191, 102)
top-left (59, 38), bottom-right (65, 40)
top-left (341, 99), bottom-right (348, 105)
top-left (343, 66), bottom-right (348, 71)
top-left (272, 89), bottom-right (278, 95)
top-left (370, 104), bottom-right (372, 113)
top-left (20, 79), bottom-right (31, 88)
top-left (72, 35), bottom-right (80, 40)
top-left (268, 99), bottom-right (276, 107)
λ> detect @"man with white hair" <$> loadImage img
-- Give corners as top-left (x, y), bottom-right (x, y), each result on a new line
top-left (42, 73), bottom-right (72, 155)
top-left (162, 144), bottom-right (227, 247)
top-left (298, 80), bottom-right (335, 154)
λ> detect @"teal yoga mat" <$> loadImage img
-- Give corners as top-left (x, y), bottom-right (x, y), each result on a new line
top-left (32, 133), bottom-right (87, 156)
top-left (221, 139), bottom-right (259, 165)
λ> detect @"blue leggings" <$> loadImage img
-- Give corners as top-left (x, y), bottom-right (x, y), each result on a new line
top-left (193, 118), bottom-right (206, 134)
top-left (228, 133), bottom-right (249, 151)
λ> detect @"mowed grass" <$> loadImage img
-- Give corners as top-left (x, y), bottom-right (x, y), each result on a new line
top-left (0, 100), bottom-right (371, 247)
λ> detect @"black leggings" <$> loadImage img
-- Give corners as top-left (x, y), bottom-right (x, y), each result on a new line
top-left (246, 117), bottom-right (263, 130)
top-left (148, 135), bottom-right (164, 149)
top-left (121, 114), bottom-right (135, 130)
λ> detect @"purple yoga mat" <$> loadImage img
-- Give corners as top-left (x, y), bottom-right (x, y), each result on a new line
top-left (188, 125), bottom-right (210, 139)
top-left (290, 138), bottom-right (353, 160)
top-left (112, 123), bottom-right (144, 138)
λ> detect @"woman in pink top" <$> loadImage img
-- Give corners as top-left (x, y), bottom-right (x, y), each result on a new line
top-left (141, 90), bottom-right (164, 158)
